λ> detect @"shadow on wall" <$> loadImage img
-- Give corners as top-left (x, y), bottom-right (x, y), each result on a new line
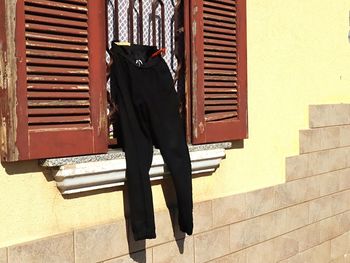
top-left (1, 160), bottom-right (54, 182)
top-left (123, 180), bottom-right (187, 262)
top-left (229, 139), bottom-right (244, 149)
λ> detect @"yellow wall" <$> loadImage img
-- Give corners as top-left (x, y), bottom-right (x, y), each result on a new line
top-left (1, 0), bottom-right (350, 247)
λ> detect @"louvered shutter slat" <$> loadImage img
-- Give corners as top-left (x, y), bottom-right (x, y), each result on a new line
top-left (26, 49), bottom-right (88, 60)
top-left (204, 69), bottom-right (237, 75)
top-left (204, 32), bottom-right (236, 41)
top-left (25, 14), bottom-right (88, 28)
top-left (28, 108), bottom-right (90, 115)
top-left (27, 66), bottom-right (89, 75)
top-left (26, 41), bottom-right (88, 52)
top-left (204, 45), bottom-right (236, 52)
top-left (204, 19), bottom-right (236, 29)
top-left (205, 99), bottom-right (238, 105)
top-left (27, 84), bottom-right (89, 91)
top-left (204, 50), bottom-right (237, 58)
top-left (26, 32), bottom-right (88, 43)
top-left (27, 91), bottom-right (89, 99)
top-left (191, 0), bottom-right (247, 143)
top-left (204, 1), bottom-right (236, 11)
top-left (27, 75), bottom-right (89, 83)
top-left (24, 0), bottom-right (88, 12)
top-left (206, 0), bottom-right (236, 5)
top-left (205, 94), bottom-right (238, 99)
top-left (24, 5), bottom-right (88, 21)
top-left (26, 24), bottom-right (88, 36)
top-left (28, 100), bottom-right (90, 107)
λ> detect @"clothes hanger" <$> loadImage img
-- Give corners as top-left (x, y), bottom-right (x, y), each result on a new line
top-left (128, 0), bottom-right (144, 45)
top-left (151, 0), bottom-right (166, 56)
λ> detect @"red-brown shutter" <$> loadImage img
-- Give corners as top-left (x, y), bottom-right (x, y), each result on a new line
top-left (190, 0), bottom-right (247, 144)
top-left (0, 0), bottom-right (107, 161)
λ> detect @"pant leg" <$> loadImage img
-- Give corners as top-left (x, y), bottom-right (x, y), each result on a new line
top-left (145, 59), bottom-right (193, 235)
top-left (110, 57), bottom-right (156, 241)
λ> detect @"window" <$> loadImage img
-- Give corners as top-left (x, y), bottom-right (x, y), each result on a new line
top-left (0, 0), bottom-right (247, 162)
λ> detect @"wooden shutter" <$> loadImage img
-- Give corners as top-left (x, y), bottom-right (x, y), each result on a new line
top-left (190, 0), bottom-right (247, 143)
top-left (0, 0), bottom-right (107, 161)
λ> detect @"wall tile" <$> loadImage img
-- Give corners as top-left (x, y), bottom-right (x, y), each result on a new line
top-left (309, 104), bottom-right (350, 128)
top-left (320, 216), bottom-right (343, 242)
top-left (230, 209), bottom-right (288, 252)
top-left (245, 240), bottom-right (275, 263)
top-left (272, 208), bottom-right (288, 236)
top-left (331, 191), bottom-right (350, 215)
top-left (245, 186), bottom-right (275, 217)
top-left (309, 148), bottom-right (348, 176)
top-left (275, 176), bottom-right (319, 209)
top-left (309, 195), bottom-right (333, 223)
top-left (0, 248), bottom-right (7, 263)
top-left (330, 255), bottom-right (350, 263)
top-left (75, 220), bottom-right (129, 263)
top-left (194, 226), bottom-right (230, 263)
top-left (303, 241), bottom-right (331, 263)
top-left (243, 218), bottom-right (262, 246)
top-left (331, 232), bottom-right (350, 260)
top-left (258, 212), bottom-right (276, 242)
top-left (193, 200), bottom-right (212, 234)
top-left (286, 147), bottom-right (350, 184)
top-left (338, 168), bottom-right (350, 191)
top-left (146, 209), bottom-right (184, 248)
top-left (344, 147), bottom-right (350, 167)
top-left (273, 234), bottom-right (299, 262)
top-left (128, 209), bottom-right (184, 251)
top-left (308, 149), bottom-right (332, 175)
top-left (103, 249), bottom-right (152, 263)
top-left (299, 126), bottom-right (340, 154)
top-left (287, 222), bottom-right (320, 252)
top-left (338, 211), bottom-right (350, 234)
top-left (285, 155), bottom-right (311, 181)
top-left (279, 254), bottom-right (301, 263)
top-left (309, 150), bottom-right (331, 175)
top-left (229, 221), bottom-right (246, 252)
top-left (259, 211), bottom-right (280, 241)
top-left (275, 180), bottom-right (305, 208)
top-left (281, 241), bottom-right (331, 263)
top-left (209, 250), bottom-right (246, 263)
top-left (229, 218), bottom-right (260, 252)
top-left (339, 125), bottom-right (350, 147)
top-left (319, 171), bottom-right (340, 196)
top-left (8, 233), bottom-right (74, 263)
top-left (306, 175), bottom-right (321, 200)
top-left (285, 202), bottom-right (309, 232)
top-left (153, 237), bottom-right (193, 263)
top-left (212, 193), bottom-right (246, 227)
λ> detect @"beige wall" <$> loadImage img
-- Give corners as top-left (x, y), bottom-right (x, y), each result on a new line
top-left (1, 0), bottom-right (350, 247)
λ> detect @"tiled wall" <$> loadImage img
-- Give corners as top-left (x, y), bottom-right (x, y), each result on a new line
top-left (2, 104), bottom-right (350, 263)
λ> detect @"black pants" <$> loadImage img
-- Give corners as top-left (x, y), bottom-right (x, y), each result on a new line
top-left (110, 43), bottom-right (193, 240)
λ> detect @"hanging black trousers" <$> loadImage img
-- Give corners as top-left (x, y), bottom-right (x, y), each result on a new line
top-left (110, 43), bottom-right (193, 241)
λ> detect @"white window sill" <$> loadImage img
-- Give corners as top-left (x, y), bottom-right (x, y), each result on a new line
top-left (41, 143), bottom-right (231, 195)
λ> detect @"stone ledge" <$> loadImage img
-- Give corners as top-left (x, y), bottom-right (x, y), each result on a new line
top-left (48, 144), bottom-right (230, 195)
top-left (40, 142), bottom-right (232, 167)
